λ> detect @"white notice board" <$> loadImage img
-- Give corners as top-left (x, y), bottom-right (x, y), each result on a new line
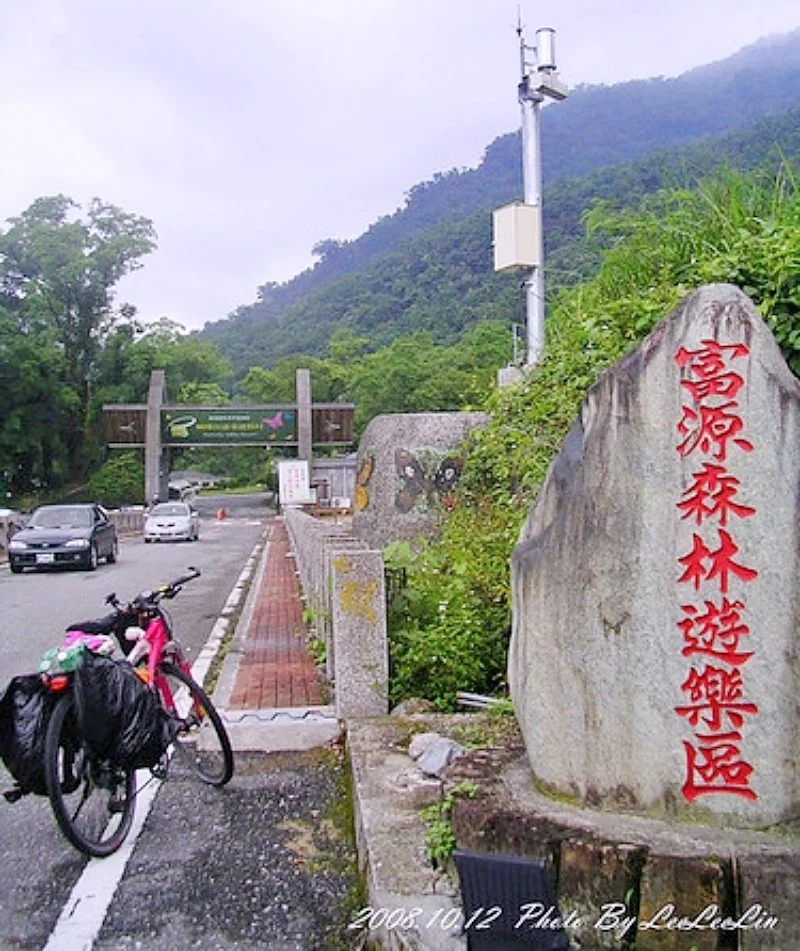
top-left (278, 460), bottom-right (314, 505)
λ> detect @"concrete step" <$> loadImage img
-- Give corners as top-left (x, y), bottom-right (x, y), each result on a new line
top-left (220, 705), bottom-right (341, 752)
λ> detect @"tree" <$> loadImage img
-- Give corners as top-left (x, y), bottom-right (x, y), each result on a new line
top-left (176, 382), bottom-right (230, 404)
top-left (0, 305), bottom-right (73, 493)
top-left (93, 320), bottom-right (232, 410)
top-left (0, 196), bottom-right (156, 480)
top-left (311, 238), bottom-right (347, 262)
top-left (87, 451), bottom-right (145, 507)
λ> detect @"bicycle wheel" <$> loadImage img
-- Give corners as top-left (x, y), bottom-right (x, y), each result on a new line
top-left (158, 662), bottom-right (234, 786)
top-left (44, 693), bottom-right (136, 857)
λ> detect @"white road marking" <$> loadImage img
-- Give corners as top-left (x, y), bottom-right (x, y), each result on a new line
top-left (43, 535), bottom-right (266, 950)
top-left (43, 772), bottom-right (162, 951)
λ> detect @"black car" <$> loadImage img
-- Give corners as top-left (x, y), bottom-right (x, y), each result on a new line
top-left (7, 504), bottom-right (118, 573)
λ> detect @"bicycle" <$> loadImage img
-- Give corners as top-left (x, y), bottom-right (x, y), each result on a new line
top-left (41, 567), bottom-right (234, 857)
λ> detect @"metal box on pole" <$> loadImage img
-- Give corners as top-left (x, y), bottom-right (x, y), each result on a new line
top-left (493, 202), bottom-right (542, 272)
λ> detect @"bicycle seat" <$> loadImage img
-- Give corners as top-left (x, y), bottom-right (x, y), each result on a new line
top-left (66, 612), bottom-right (120, 635)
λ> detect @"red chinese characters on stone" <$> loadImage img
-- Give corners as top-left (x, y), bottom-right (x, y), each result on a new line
top-left (677, 463), bottom-right (756, 527)
top-left (674, 340), bottom-right (749, 379)
top-left (681, 733), bottom-right (757, 802)
top-left (675, 341), bottom-right (753, 462)
top-left (673, 338), bottom-right (758, 802)
top-left (677, 529), bottom-right (758, 594)
top-left (676, 401), bottom-right (754, 461)
top-left (676, 665), bottom-right (758, 732)
top-left (680, 370), bottom-right (745, 402)
top-left (678, 599), bottom-right (753, 666)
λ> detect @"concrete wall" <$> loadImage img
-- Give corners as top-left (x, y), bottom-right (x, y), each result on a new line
top-left (284, 508), bottom-right (387, 716)
top-left (109, 510), bottom-right (145, 535)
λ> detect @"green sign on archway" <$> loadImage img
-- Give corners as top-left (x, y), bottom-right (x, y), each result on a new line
top-left (161, 407), bottom-right (298, 445)
top-left (103, 369), bottom-right (354, 501)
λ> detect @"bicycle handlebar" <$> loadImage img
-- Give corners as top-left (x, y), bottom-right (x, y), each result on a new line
top-left (104, 567), bottom-right (201, 612)
top-left (169, 566), bottom-right (201, 589)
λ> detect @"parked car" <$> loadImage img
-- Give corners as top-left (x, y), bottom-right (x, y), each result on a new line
top-left (143, 501), bottom-right (200, 543)
top-left (7, 503), bottom-right (118, 573)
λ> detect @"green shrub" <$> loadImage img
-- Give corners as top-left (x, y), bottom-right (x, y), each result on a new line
top-left (87, 451), bottom-right (144, 507)
top-left (419, 782), bottom-right (478, 868)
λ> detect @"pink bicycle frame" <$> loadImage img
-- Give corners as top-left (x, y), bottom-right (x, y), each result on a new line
top-left (136, 615), bottom-right (197, 717)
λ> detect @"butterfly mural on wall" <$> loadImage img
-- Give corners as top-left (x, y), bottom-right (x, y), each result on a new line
top-left (394, 449), bottom-right (463, 513)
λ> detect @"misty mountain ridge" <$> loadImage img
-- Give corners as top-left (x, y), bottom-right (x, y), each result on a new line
top-left (199, 28), bottom-right (800, 372)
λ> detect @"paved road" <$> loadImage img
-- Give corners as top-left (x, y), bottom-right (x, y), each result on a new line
top-left (0, 497), bottom-right (268, 677)
top-left (0, 496), bottom-right (359, 950)
top-left (0, 502), bottom-right (267, 947)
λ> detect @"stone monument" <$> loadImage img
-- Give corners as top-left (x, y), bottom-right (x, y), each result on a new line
top-left (509, 284), bottom-right (799, 827)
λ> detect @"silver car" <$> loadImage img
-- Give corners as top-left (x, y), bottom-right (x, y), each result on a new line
top-left (143, 502), bottom-right (200, 543)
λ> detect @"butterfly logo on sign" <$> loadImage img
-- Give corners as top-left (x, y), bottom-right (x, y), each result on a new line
top-left (262, 411), bottom-right (295, 442)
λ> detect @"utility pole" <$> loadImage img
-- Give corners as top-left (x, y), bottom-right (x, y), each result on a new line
top-left (494, 21), bottom-right (568, 375)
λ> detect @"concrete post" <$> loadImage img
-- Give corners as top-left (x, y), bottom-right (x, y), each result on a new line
top-left (296, 368), bottom-right (312, 463)
top-left (331, 549), bottom-right (388, 718)
top-left (145, 369), bottom-right (167, 504)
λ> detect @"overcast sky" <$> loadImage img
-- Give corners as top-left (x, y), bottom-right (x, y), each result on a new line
top-left (1, 0), bottom-right (798, 333)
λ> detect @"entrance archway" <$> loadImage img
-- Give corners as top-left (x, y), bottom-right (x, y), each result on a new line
top-left (103, 369), bottom-right (355, 504)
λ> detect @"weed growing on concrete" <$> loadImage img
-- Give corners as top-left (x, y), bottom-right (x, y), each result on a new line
top-left (420, 781), bottom-right (479, 869)
top-left (308, 635), bottom-right (327, 666)
top-left (448, 712), bottom-right (522, 751)
top-left (318, 743), bottom-right (368, 950)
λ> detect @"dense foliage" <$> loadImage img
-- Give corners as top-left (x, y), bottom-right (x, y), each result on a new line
top-left (240, 322), bottom-right (511, 435)
top-left (0, 200), bottom-right (232, 500)
top-left (87, 451), bottom-right (145, 507)
top-left (387, 162), bottom-right (800, 710)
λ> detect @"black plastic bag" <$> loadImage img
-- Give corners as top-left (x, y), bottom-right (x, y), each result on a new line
top-left (0, 675), bottom-right (58, 796)
top-left (73, 654), bottom-right (172, 769)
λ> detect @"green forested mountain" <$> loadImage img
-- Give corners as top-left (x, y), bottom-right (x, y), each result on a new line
top-left (200, 30), bottom-right (800, 374)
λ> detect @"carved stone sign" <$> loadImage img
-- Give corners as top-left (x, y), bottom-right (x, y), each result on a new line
top-left (352, 412), bottom-right (488, 549)
top-left (509, 285), bottom-right (800, 826)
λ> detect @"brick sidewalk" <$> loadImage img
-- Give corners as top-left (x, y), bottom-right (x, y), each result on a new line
top-left (228, 518), bottom-right (324, 710)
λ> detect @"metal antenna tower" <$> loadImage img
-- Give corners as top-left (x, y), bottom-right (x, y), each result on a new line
top-left (495, 16), bottom-right (568, 373)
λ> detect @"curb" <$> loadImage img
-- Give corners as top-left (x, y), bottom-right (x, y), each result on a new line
top-left (192, 527), bottom-right (269, 689)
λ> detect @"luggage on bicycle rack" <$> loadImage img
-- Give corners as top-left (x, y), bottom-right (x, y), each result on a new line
top-left (73, 654), bottom-right (173, 770)
top-left (0, 674), bottom-right (58, 797)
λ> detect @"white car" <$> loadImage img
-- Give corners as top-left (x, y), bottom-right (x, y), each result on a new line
top-left (143, 502), bottom-right (200, 543)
